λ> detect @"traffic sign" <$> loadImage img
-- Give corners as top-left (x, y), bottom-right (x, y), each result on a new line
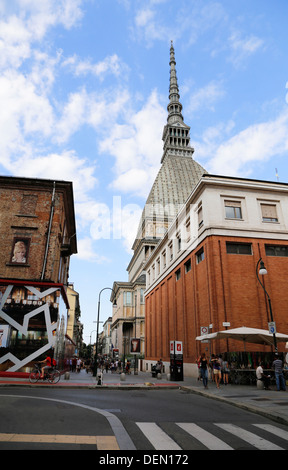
top-left (268, 322), bottom-right (276, 334)
top-left (200, 326), bottom-right (209, 336)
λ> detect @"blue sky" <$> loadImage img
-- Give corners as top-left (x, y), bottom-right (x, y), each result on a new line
top-left (1, 0), bottom-right (288, 344)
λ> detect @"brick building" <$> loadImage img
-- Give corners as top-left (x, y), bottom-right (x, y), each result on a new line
top-left (144, 174), bottom-right (288, 376)
top-left (0, 176), bottom-right (77, 373)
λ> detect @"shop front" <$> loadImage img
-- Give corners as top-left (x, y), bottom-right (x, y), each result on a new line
top-left (0, 280), bottom-right (70, 374)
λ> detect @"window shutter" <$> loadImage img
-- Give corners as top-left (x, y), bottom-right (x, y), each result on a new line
top-left (224, 200), bottom-right (241, 207)
top-left (261, 204), bottom-right (277, 219)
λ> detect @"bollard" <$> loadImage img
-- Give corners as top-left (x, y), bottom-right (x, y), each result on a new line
top-left (64, 371), bottom-right (70, 380)
top-left (97, 372), bottom-right (103, 385)
top-left (157, 373), bottom-right (162, 380)
top-left (120, 373), bottom-right (126, 381)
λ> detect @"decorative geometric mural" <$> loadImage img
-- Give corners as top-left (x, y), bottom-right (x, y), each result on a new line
top-left (0, 284), bottom-right (60, 372)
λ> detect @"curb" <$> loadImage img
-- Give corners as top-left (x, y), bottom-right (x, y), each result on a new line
top-left (180, 385), bottom-right (288, 427)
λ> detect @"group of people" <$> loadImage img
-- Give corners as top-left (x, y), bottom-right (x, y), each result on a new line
top-left (97, 358), bottom-right (132, 374)
top-left (197, 353), bottom-right (229, 389)
top-left (198, 352), bottom-right (287, 391)
top-left (67, 357), bottom-right (83, 373)
top-left (256, 354), bottom-right (286, 391)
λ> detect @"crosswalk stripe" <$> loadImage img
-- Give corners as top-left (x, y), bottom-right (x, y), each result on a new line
top-left (135, 423), bottom-right (181, 450)
top-left (215, 423), bottom-right (284, 450)
top-left (176, 423), bottom-right (233, 450)
top-left (253, 424), bottom-right (288, 442)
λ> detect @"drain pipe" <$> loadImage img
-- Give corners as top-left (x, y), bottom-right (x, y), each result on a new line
top-left (41, 181), bottom-right (56, 280)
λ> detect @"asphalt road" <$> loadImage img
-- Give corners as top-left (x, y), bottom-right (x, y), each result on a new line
top-left (1, 387), bottom-right (288, 452)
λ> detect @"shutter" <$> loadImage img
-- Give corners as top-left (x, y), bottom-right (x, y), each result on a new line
top-left (261, 204), bottom-right (277, 220)
top-left (224, 200), bottom-right (241, 207)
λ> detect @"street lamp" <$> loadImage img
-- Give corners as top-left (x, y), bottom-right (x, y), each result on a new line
top-left (93, 287), bottom-right (117, 376)
top-left (256, 258), bottom-right (277, 351)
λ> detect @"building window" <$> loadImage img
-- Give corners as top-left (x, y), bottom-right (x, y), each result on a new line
top-left (124, 291), bottom-right (132, 305)
top-left (140, 289), bottom-right (145, 303)
top-left (156, 257), bottom-right (160, 275)
top-left (184, 258), bottom-right (191, 273)
top-left (185, 217), bottom-right (191, 242)
top-left (176, 233), bottom-right (181, 252)
top-left (175, 268), bottom-right (181, 281)
top-left (20, 194), bottom-right (38, 216)
top-left (147, 270), bottom-right (150, 285)
top-left (168, 241), bottom-right (173, 261)
top-left (196, 248), bottom-right (204, 264)
top-left (265, 245), bottom-right (288, 257)
top-left (261, 204), bottom-right (278, 223)
top-left (226, 242), bottom-right (252, 255)
top-left (162, 249), bottom-right (166, 268)
top-left (225, 200), bottom-right (242, 219)
top-left (198, 204), bottom-right (203, 228)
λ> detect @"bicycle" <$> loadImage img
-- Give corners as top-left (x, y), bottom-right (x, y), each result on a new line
top-left (29, 363), bottom-right (61, 384)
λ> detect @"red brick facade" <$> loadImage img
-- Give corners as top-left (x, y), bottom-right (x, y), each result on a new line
top-left (145, 235), bottom-right (288, 365)
top-left (0, 176), bottom-right (77, 283)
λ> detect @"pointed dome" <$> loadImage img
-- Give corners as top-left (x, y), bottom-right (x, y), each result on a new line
top-left (135, 42), bottom-right (207, 240)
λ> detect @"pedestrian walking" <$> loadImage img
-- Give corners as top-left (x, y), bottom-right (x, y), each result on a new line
top-left (76, 357), bottom-right (82, 373)
top-left (211, 355), bottom-right (221, 389)
top-left (272, 354), bottom-right (286, 391)
top-left (222, 358), bottom-right (230, 385)
top-left (199, 353), bottom-right (208, 388)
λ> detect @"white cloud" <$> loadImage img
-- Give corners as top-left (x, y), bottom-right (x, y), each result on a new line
top-left (186, 81), bottom-right (225, 115)
top-left (204, 109), bottom-right (288, 176)
top-left (100, 89), bottom-right (166, 197)
top-left (62, 54), bottom-right (130, 81)
top-left (75, 237), bottom-right (110, 263)
top-left (10, 150), bottom-right (97, 202)
top-left (131, 0), bottom-right (227, 47)
top-left (135, 8), bottom-right (155, 28)
top-left (0, 70), bottom-right (54, 163)
top-left (228, 30), bottom-right (265, 68)
top-left (0, 0), bottom-right (83, 69)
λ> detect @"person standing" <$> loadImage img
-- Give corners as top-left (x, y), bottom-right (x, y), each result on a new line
top-left (222, 358), bottom-right (230, 385)
top-left (199, 353), bottom-right (208, 388)
top-left (212, 355), bottom-right (221, 389)
top-left (272, 354), bottom-right (286, 391)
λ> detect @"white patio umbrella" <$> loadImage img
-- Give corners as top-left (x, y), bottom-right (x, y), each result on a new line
top-left (196, 326), bottom-right (288, 350)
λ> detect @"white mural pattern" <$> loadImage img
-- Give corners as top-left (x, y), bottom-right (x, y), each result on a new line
top-left (0, 285), bottom-right (59, 372)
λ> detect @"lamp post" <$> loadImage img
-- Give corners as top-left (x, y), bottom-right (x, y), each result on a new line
top-left (93, 287), bottom-right (117, 377)
top-left (256, 258), bottom-right (277, 352)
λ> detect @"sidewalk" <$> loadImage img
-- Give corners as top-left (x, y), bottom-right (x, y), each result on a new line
top-left (1, 369), bottom-right (288, 426)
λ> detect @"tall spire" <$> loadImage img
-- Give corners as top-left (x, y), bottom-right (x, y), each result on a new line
top-left (168, 40), bottom-right (184, 124)
top-left (161, 41), bottom-right (194, 164)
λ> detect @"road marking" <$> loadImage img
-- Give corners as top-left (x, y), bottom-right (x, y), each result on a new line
top-left (253, 424), bottom-right (288, 441)
top-left (0, 394), bottom-right (136, 450)
top-left (176, 423), bottom-right (233, 450)
top-left (0, 433), bottom-right (119, 449)
top-left (215, 423), bottom-right (284, 450)
top-left (136, 423), bottom-right (181, 450)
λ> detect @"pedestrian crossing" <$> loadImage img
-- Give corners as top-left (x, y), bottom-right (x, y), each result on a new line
top-left (135, 422), bottom-right (287, 450)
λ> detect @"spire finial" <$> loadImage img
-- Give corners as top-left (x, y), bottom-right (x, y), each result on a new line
top-left (161, 42), bottom-right (194, 163)
top-left (168, 41), bottom-right (183, 124)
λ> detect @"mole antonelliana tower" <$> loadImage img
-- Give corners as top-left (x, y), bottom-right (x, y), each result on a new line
top-left (128, 41), bottom-right (207, 283)
top-left (111, 42), bottom-right (207, 357)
